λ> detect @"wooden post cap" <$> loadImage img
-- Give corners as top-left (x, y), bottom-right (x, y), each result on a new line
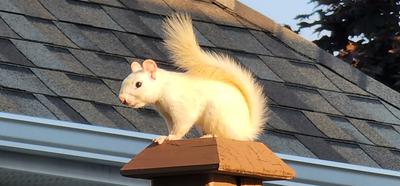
top-left (121, 138), bottom-right (296, 181)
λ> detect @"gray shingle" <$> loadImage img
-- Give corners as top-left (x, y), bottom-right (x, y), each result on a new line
top-left (233, 52), bottom-right (282, 81)
top-left (321, 91), bottom-right (400, 124)
top-left (137, 12), bottom-right (167, 38)
top-left (368, 123), bottom-right (400, 149)
top-left (0, 0), bottom-right (55, 19)
top-left (32, 68), bottom-right (120, 105)
top-left (114, 32), bottom-right (167, 61)
top-left (0, 12), bottom-right (75, 47)
top-left (304, 112), bottom-right (354, 141)
top-left (64, 98), bottom-right (136, 130)
top-left (382, 101), bottom-right (400, 121)
top-left (0, 17), bottom-right (19, 38)
top-left (34, 94), bottom-right (87, 123)
top-left (317, 49), bottom-right (362, 77)
top-left (366, 79), bottom-right (400, 110)
top-left (12, 40), bottom-right (92, 75)
top-left (260, 56), bottom-right (340, 91)
top-left (103, 7), bottom-right (159, 37)
top-left (350, 119), bottom-right (394, 148)
top-left (394, 125), bottom-right (400, 134)
top-left (0, 88), bottom-right (56, 119)
top-left (271, 26), bottom-right (320, 60)
top-left (329, 142), bottom-right (380, 168)
top-left (108, 7), bottom-right (214, 47)
top-left (319, 91), bottom-right (354, 116)
top-left (330, 117), bottom-right (373, 144)
top-left (250, 30), bottom-right (310, 61)
top-left (0, 64), bottom-right (54, 95)
top-left (268, 106), bottom-right (325, 137)
top-left (102, 79), bottom-right (121, 95)
top-left (82, 0), bottom-right (124, 7)
top-left (262, 80), bottom-right (308, 109)
top-left (40, 0), bottom-right (123, 31)
top-left (194, 21), bottom-right (270, 55)
top-left (317, 64), bottom-right (369, 95)
top-left (361, 145), bottom-right (400, 171)
top-left (288, 86), bottom-right (340, 114)
top-left (193, 28), bottom-right (215, 47)
top-left (262, 81), bottom-right (340, 114)
top-left (55, 22), bottom-right (98, 50)
top-left (119, 0), bottom-right (172, 15)
top-left (104, 7), bottom-right (215, 47)
top-left (114, 106), bottom-right (168, 135)
top-left (55, 22), bottom-right (133, 56)
top-left (266, 97), bottom-right (276, 105)
top-left (267, 108), bottom-right (295, 132)
top-left (363, 79), bottom-right (400, 111)
top-left (304, 112), bottom-right (372, 145)
top-left (69, 49), bottom-right (130, 79)
top-left (260, 131), bottom-right (317, 158)
top-left (296, 135), bottom-right (347, 162)
top-left (0, 39), bottom-right (33, 66)
top-left (164, 0), bottom-right (243, 27)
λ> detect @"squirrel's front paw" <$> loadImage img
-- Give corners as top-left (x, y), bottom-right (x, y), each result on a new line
top-left (153, 136), bottom-right (168, 144)
top-left (153, 135), bottom-right (180, 144)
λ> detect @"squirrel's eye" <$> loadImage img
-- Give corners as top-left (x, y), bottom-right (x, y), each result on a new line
top-left (135, 82), bottom-right (142, 88)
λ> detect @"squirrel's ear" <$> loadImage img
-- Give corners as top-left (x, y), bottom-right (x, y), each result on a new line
top-left (130, 62), bottom-right (142, 72)
top-left (142, 59), bottom-right (158, 80)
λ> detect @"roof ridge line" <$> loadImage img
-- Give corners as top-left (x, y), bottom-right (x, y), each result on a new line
top-left (210, 0), bottom-right (314, 58)
top-left (211, 0), bottom-right (276, 29)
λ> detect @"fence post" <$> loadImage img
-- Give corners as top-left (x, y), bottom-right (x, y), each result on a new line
top-left (121, 138), bottom-right (295, 186)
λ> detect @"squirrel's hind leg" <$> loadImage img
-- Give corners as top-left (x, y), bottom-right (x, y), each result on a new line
top-left (200, 134), bottom-right (217, 138)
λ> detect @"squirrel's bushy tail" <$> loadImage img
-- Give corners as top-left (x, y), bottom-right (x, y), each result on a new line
top-left (163, 13), bottom-right (268, 140)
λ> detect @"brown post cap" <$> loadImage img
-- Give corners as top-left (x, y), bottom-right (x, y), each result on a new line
top-left (121, 137), bottom-right (295, 181)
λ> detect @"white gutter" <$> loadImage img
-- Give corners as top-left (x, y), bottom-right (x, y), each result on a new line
top-left (0, 112), bottom-right (399, 186)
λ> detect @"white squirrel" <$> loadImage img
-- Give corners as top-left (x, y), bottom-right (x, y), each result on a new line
top-left (119, 14), bottom-right (268, 144)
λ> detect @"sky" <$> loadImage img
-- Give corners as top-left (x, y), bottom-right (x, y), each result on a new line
top-left (238, 0), bottom-right (320, 41)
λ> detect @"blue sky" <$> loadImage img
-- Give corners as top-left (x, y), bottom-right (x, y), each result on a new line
top-left (238, 0), bottom-right (320, 41)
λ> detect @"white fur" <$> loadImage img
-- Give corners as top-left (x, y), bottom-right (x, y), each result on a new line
top-left (119, 14), bottom-right (268, 143)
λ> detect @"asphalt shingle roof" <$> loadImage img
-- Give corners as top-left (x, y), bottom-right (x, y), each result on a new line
top-left (0, 0), bottom-right (400, 171)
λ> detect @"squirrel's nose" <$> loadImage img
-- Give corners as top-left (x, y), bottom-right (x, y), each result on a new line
top-left (119, 95), bottom-right (127, 105)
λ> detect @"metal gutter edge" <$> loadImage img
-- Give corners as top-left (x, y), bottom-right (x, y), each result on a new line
top-left (269, 153), bottom-right (400, 186)
top-left (0, 112), bottom-right (157, 166)
top-left (1, 112), bottom-right (400, 186)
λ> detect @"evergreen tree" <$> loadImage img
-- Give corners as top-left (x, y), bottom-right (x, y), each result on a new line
top-left (296, 0), bottom-right (400, 91)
